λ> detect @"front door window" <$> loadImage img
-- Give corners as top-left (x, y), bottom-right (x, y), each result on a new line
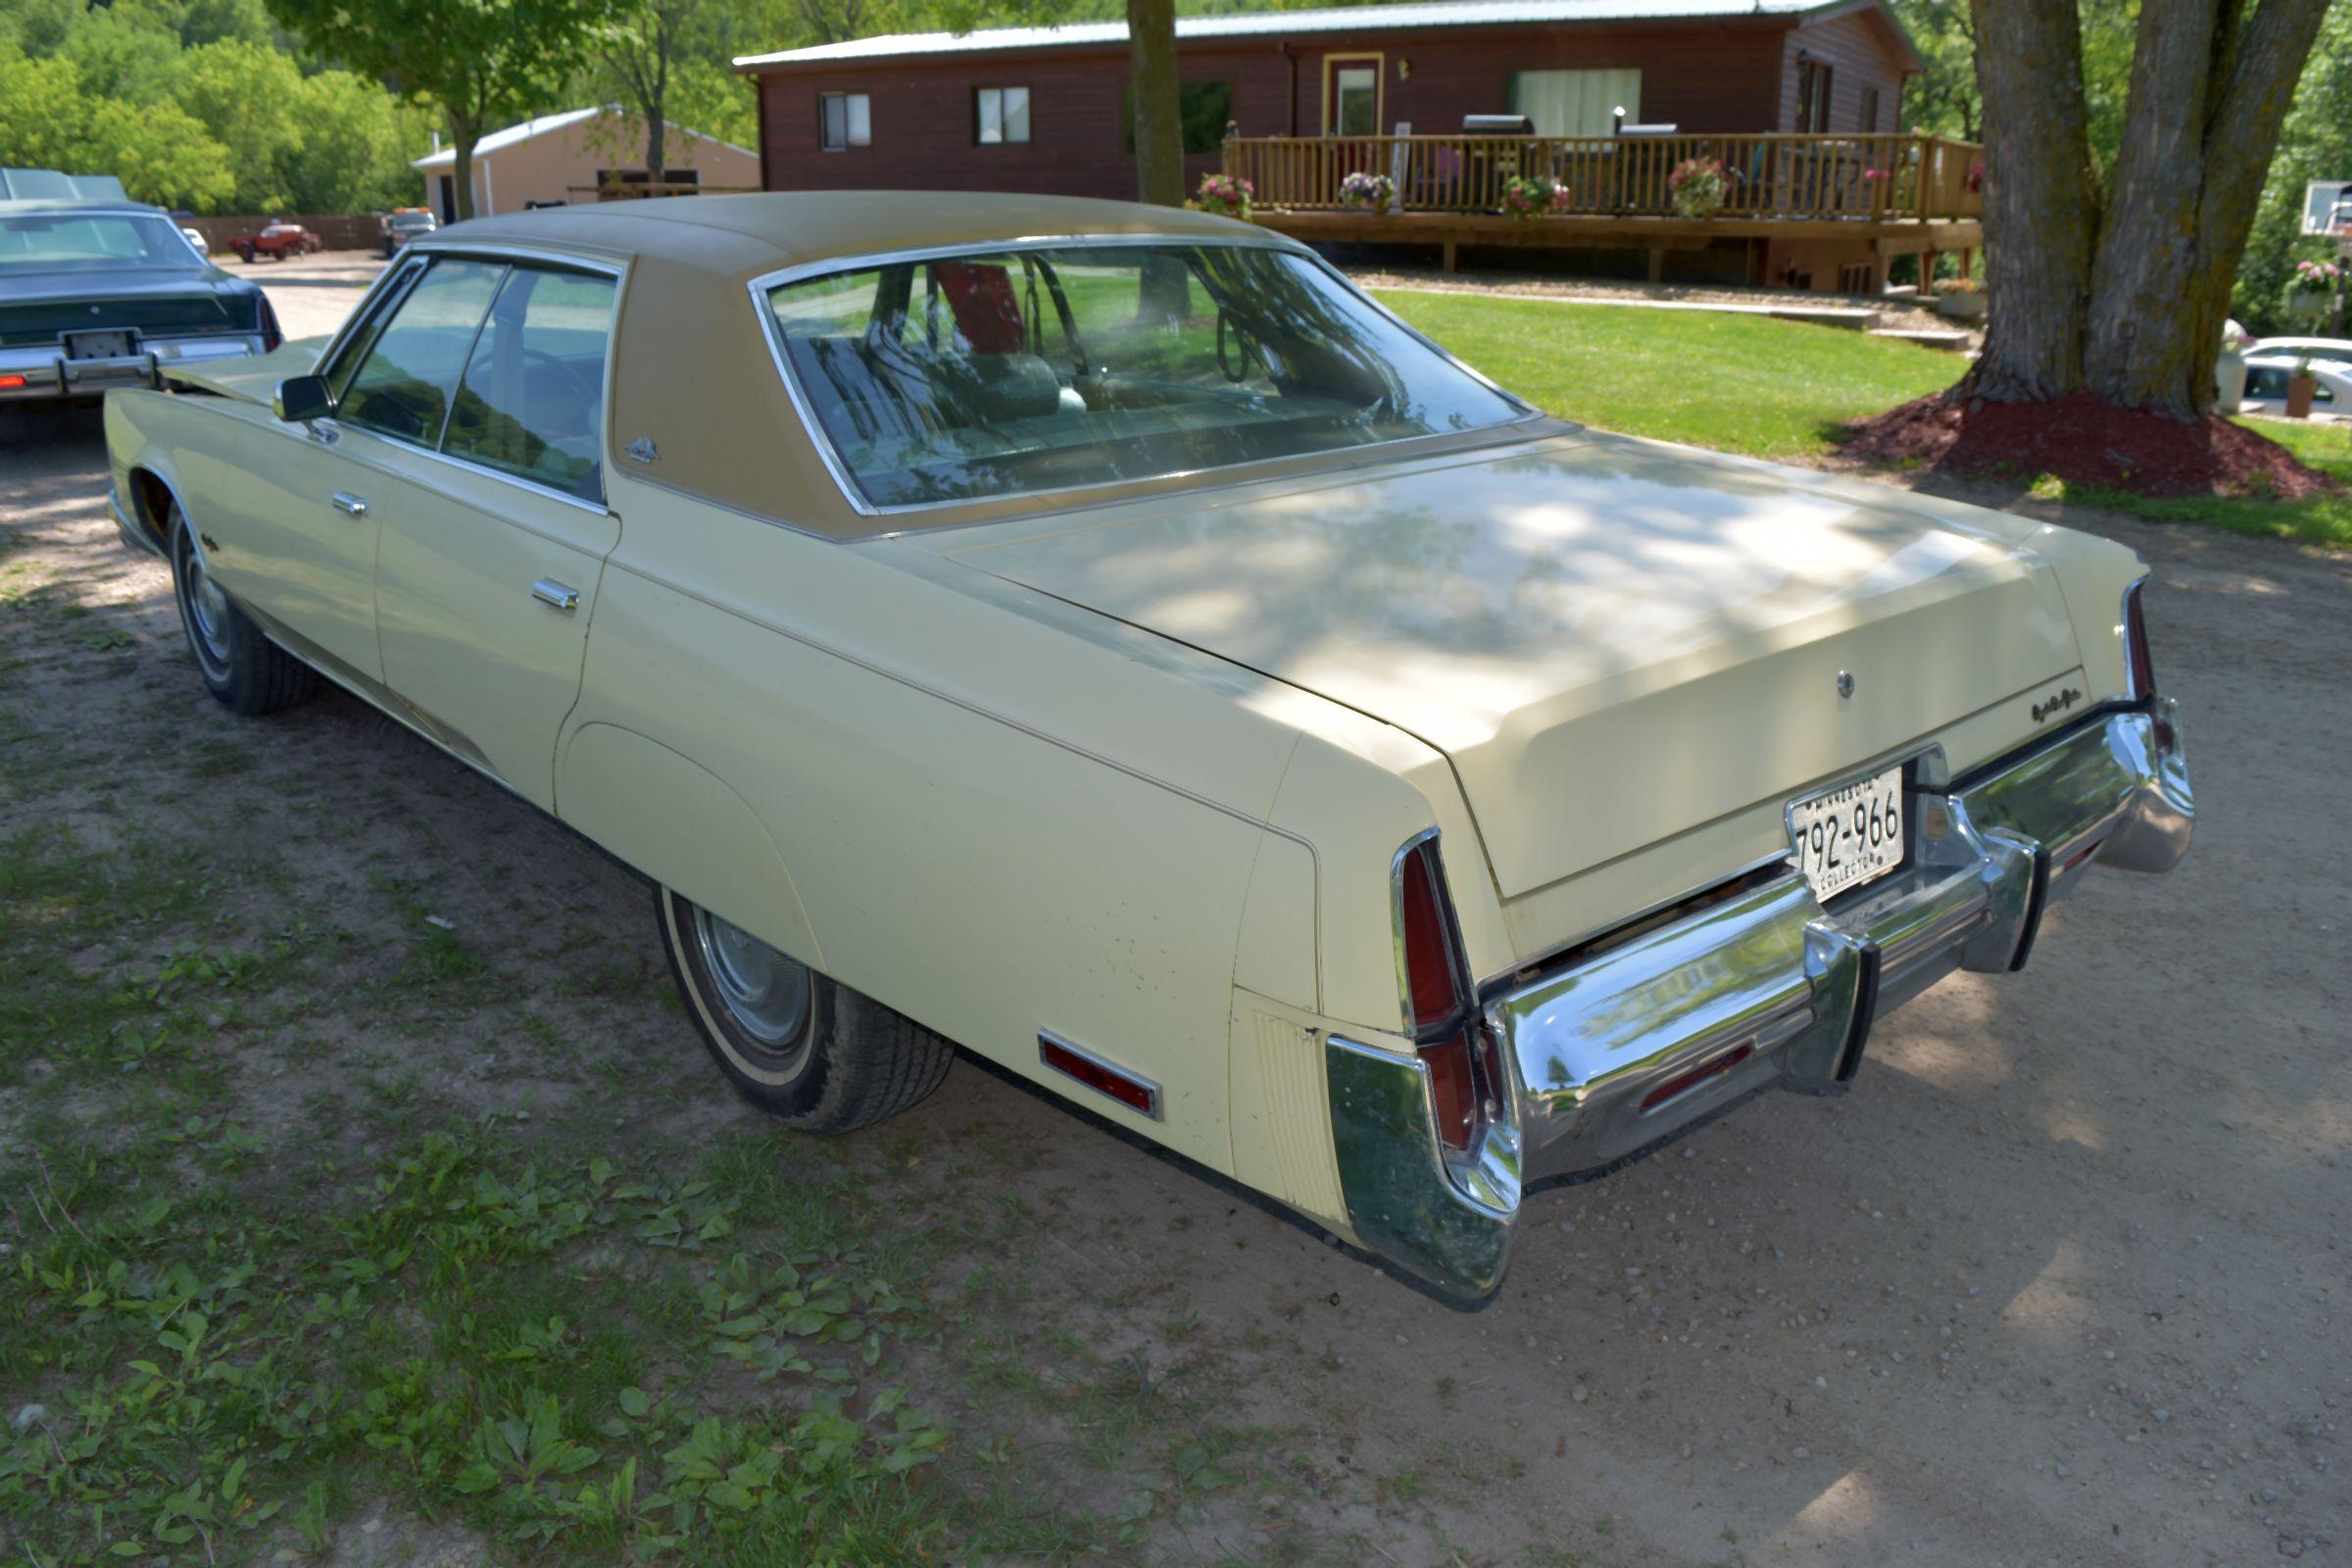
top-left (1330, 63), bottom-right (1379, 135)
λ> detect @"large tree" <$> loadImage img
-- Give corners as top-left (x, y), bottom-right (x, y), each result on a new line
top-left (1966, 0), bottom-right (2333, 416)
top-left (1125, 0), bottom-right (1181, 207)
top-left (264, 0), bottom-right (620, 220)
top-left (599, 0), bottom-right (694, 186)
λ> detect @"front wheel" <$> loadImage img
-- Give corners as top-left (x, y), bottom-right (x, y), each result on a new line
top-left (656, 887), bottom-right (952, 1132)
top-left (169, 504), bottom-right (316, 714)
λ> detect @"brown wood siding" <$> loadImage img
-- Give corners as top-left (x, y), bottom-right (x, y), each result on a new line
top-left (1775, 9), bottom-right (1912, 132)
top-left (754, 20), bottom-right (1804, 197)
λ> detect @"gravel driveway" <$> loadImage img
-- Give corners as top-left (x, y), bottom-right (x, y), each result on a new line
top-left (2, 249), bottom-right (2344, 1567)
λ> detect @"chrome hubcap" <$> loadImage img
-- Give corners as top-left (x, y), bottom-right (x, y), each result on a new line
top-left (180, 531), bottom-right (231, 670)
top-left (691, 907), bottom-right (811, 1052)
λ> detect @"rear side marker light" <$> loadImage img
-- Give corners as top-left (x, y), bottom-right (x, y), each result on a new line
top-left (1396, 845), bottom-right (1460, 1031)
top-left (1039, 1032), bottom-right (1161, 1120)
top-left (0, 375), bottom-right (24, 389)
top-left (1641, 1044), bottom-right (1753, 1112)
top-left (1420, 1032), bottom-right (1480, 1150)
top-left (1395, 834), bottom-right (1501, 1154)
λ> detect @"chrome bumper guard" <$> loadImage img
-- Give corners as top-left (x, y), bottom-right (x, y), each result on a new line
top-left (1326, 702), bottom-right (2191, 1298)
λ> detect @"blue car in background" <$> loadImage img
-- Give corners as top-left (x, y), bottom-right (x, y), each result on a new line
top-left (1, 170), bottom-right (279, 406)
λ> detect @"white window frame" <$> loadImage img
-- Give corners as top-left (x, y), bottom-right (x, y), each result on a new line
top-left (975, 85), bottom-right (1031, 146)
top-left (819, 91), bottom-right (871, 152)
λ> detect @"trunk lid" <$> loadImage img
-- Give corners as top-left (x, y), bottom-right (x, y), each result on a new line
top-left (933, 430), bottom-right (2083, 898)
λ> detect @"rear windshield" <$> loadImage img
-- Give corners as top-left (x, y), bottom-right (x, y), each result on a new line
top-left (0, 213), bottom-right (198, 272)
top-left (762, 242), bottom-right (1525, 510)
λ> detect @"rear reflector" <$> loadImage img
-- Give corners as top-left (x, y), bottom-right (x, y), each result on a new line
top-left (1640, 1044), bottom-right (1753, 1112)
top-left (0, 374), bottom-right (24, 389)
top-left (1039, 1033), bottom-right (1161, 1119)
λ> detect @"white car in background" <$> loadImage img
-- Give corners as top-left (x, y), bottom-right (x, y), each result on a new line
top-left (2244, 335), bottom-right (2352, 361)
top-left (2241, 352), bottom-right (2351, 414)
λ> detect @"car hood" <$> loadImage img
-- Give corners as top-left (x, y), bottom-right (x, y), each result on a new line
top-left (927, 429), bottom-right (2085, 898)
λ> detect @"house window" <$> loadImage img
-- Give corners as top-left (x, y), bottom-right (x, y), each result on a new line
top-left (1324, 54), bottom-right (1382, 136)
top-left (1859, 86), bottom-right (1881, 132)
top-left (1511, 69), bottom-right (1642, 137)
top-left (819, 92), bottom-right (870, 151)
top-left (1795, 60), bottom-right (1833, 132)
top-left (975, 86), bottom-right (1031, 145)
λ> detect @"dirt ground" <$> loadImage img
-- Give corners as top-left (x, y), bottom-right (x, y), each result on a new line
top-left (2, 249), bottom-right (2346, 1567)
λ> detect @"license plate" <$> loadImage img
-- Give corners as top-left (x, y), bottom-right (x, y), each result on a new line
top-left (64, 329), bottom-right (136, 361)
top-left (1788, 764), bottom-right (1907, 902)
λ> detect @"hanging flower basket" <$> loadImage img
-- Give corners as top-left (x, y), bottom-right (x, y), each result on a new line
top-left (1667, 157), bottom-right (1728, 220)
top-left (1499, 175), bottom-right (1570, 220)
top-left (1338, 171), bottom-right (1395, 212)
top-left (1192, 173), bottom-right (1253, 220)
top-left (2284, 260), bottom-right (2341, 323)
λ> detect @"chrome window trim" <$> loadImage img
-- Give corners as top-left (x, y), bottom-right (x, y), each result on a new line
top-left (744, 233), bottom-right (1544, 521)
top-left (307, 244), bottom-right (628, 515)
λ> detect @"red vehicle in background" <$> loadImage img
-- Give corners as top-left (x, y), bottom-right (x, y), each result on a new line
top-left (229, 220), bottom-right (320, 263)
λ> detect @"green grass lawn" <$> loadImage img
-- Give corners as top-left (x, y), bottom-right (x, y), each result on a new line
top-left (1373, 289), bottom-right (1961, 460)
top-left (1376, 288), bottom-right (2351, 548)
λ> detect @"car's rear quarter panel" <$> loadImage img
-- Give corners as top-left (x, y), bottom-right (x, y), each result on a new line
top-left (562, 478), bottom-right (1347, 1175)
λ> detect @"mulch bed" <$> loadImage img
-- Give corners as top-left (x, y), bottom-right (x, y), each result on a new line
top-left (1839, 390), bottom-right (2340, 499)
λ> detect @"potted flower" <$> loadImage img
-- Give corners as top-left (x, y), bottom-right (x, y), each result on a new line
top-left (1667, 156), bottom-right (1728, 219)
top-left (1932, 275), bottom-right (1986, 321)
top-left (1193, 172), bottom-right (1253, 220)
top-left (2285, 356), bottom-right (2322, 420)
top-left (2284, 259), bottom-right (2341, 324)
top-left (1338, 171), bottom-right (1394, 212)
top-left (1498, 174), bottom-right (1570, 220)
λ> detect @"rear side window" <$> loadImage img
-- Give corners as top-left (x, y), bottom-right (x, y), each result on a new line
top-left (441, 267), bottom-right (615, 500)
top-left (336, 258), bottom-right (504, 444)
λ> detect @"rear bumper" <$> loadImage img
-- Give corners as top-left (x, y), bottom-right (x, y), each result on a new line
top-left (1326, 701), bottom-right (2192, 1298)
top-left (0, 334), bottom-right (266, 402)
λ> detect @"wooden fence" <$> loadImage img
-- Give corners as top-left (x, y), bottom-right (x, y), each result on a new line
top-left (179, 213), bottom-right (387, 253)
top-left (1222, 133), bottom-right (1984, 222)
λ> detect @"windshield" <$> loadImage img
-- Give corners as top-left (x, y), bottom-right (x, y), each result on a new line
top-left (763, 242), bottom-right (1526, 510)
top-left (0, 213), bottom-right (198, 272)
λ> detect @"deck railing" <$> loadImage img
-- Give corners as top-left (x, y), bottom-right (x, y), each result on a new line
top-left (1222, 132), bottom-right (1984, 222)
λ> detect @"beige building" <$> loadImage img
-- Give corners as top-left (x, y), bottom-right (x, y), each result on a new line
top-left (412, 107), bottom-right (760, 221)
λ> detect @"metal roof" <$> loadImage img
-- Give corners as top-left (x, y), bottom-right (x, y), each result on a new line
top-left (413, 106), bottom-right (760, 171)
top-left (737, 0), bottom-right (1840, 68)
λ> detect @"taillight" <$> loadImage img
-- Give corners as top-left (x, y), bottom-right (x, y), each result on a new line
top-left (2122, 579), bottom-right (2156, 701)
top-left (1396, 840), bottom-right (1460, 1031)
top-left (1394, 834), bottom-right (1488, 1152)
top-left (259, 297), bottom-right (282, 353)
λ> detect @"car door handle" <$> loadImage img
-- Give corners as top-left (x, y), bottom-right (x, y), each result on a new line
top-left (531, 579), bottom-right (580, 613)
top-left (329, 491), bottom-right (368, 516)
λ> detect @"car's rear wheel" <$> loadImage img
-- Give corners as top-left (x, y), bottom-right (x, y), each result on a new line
top-left (168, 503), bottom-right (316, 715)
top-left (656, 887), bottom-right (953, 1132)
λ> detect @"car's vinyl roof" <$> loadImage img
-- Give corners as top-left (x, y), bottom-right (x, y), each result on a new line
top-left (428, 191), bottom-right (1284, 281)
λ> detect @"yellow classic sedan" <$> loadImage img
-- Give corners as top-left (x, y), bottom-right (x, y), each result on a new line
top-left (102, 193), bottom-right (2193, 1298)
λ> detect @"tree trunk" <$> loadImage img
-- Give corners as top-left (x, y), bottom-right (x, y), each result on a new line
top-left (2082, 0), bottom-right (2330, 414)
top-left (1959, 0), bottom-right (2096, 401)
top-left (1126, 0), bottom-right (1184, 207)
top-left (450, 116), bottom-right (480, 221)
top-left (643, 21), bottom-right (669, 186)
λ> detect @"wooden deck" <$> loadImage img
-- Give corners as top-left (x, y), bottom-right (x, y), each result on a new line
top-left (1224, 131), bottom-right (1984, 222)
top-left (1225, 131), bottom-right (1983, 281)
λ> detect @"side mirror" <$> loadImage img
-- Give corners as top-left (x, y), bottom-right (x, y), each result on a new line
top-left (272, 374), bottom-right (332, 423)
